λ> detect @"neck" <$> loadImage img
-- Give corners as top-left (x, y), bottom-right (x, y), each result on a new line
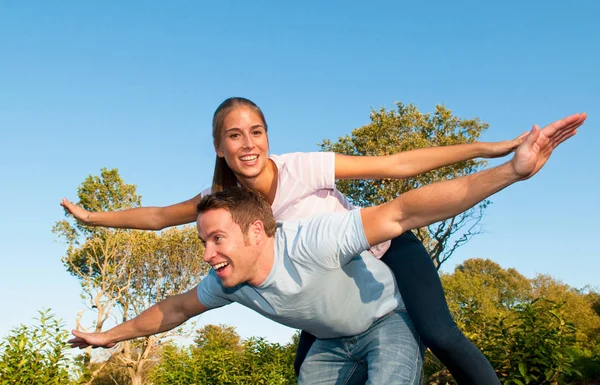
top-left (237, 158), bottom-right (278, 205)
top-left (247, 237), bottom-right (275, 286)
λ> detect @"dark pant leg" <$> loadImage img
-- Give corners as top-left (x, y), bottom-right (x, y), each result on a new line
top-left (294, 330), bottom-right (316, 376)
top-left (381, 231), bottom-right (500, 385)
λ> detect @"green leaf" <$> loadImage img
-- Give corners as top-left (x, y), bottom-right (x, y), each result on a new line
top-left (518, 362), bottom-right (527, 377)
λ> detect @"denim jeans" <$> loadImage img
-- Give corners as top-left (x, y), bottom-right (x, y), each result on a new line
top-left (298, 308), bottom-right (423, 385)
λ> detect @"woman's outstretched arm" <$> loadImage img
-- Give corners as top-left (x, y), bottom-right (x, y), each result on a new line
top-left (334, 133), bottom-right (526, 180)
top-left (60, 192), bottom-right (203, 230)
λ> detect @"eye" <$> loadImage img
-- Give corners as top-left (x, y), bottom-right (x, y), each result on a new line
top-left (214, 235), bottom-right (224, 244)
top-left (252, 129), bottom-right (263, 136)
top-left (229, 133), bottom-right (241, 139)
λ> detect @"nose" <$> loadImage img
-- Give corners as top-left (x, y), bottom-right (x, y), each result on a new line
top-left (203, 246), bottom-right (216, 263)
top-left (242, 133), bottom-right (255, 149)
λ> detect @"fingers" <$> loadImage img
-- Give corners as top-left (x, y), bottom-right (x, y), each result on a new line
top-left (551, 129), bottom-right (577, 149)
top-left (537, 113), bottom-right (585, 154)
top-left (506, 131), bottom-right (529, 151)
top-left (68, 336), bottom-right (90, 349)
top-left (552, 125), bottom-right (578, 145)
top-left (61, 198), bottom-right (74, 212)
top-left (541, 113), bottom-right (586, 137)
top-left (68, 330), bottom-right (116, 349)
top-left (523, 125), bottom-right (541, 148)
top-left (554, 115), bottom-right (584, 137)
top-left (515, 131), bottom-right (529, 142)
top-left (69, 330), bottom-right (96, 349)
top-left (542, 112), bottom-right (585, 149)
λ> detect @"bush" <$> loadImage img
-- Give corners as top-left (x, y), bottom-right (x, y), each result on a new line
top-left (149, 326), bottom-right (297, 385)
top-left (0, 309), bottom-right (73, 385)
top-left (479, 299), bottom-right (580, 385)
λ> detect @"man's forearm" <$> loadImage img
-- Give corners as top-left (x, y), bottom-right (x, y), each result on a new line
top-left (104, 299), bottom-right (189, 344)
top-left (397, 161), bottom-right (521, 231)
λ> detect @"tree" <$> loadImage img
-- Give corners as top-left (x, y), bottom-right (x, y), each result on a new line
top-left (194, 324), bottom-right (242, 351)
top-left (531, 276), bottom-right (600, 348)
top-left (53, 168), bottom-right (208, 385)
top-left (0, 309), bottom-right (73, 385)
top-left (319, 102), bottom-right (490, 268)
top-left (441, 258), bottom-right (532, 338)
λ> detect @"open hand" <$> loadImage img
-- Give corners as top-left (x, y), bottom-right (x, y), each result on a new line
top-left (510, 113), bottom-right (587, 180)
top-left (486, 131), bottom-right (529, 158)
top-left (60, 198), bottom-right (92, 224)
top-left (68, 330), bottom-right (116, 349)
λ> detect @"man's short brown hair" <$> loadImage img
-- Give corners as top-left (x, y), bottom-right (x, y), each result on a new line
top-left (197, 187), bottom-right (278, 237)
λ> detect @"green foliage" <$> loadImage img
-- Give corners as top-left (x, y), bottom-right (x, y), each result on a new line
top-left (319, 103), bottom-right (490, 268)
top-left (441, 259), bottom-right (532, 339)
top-left (568, 349), bottom-right (600, 384)
top-left (150, 325), bottom-right (297, 385)
top-left (54, 168), bottom-right (208, 385)
top-left (240, 337), bottom-right (296, 384)
top-left (194, 324), bottom-right (242, 351)
top-left (479, 299), bottom-right (579, 385)
top-left (531, 277), bottom-right (600, 349)
top-left (0, 309), bottom-right (73, 385)
top-left (53, 168), bottom-right (142, 280)
top-left (438, 259), bottom-right (600, 385)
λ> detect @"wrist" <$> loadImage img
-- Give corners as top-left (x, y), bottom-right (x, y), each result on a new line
top-left (478, 142), bottom-right (493, 158)
top-left (499, 161), bottom-right (523, 183)
top-left (86, 212), bottom-right (95, 226)
top-left (104, 329), bottom-right (121, 345)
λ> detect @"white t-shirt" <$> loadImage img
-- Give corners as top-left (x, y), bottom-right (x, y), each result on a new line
top-left (202, 152), bottom-right (391, 257)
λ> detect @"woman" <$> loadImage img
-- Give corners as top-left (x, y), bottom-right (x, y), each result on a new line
top-left (62, 97), bottom-right (522, 384)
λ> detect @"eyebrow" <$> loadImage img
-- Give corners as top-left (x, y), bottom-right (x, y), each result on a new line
top-left (223, 124), bottom-right (264, 133)
top-left (199, 230), bottom-right (222, 243)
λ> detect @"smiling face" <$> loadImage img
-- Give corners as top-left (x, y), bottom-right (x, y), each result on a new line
top-left (197, 208), bottom-right (262, 288)
top-left (215, 106), bottom-right (270, 182)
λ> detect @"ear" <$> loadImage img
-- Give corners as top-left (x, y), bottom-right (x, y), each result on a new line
top-left (215, 143), bottom-right (224, 158)
top-left (249, 220), bottom-right (265, 245)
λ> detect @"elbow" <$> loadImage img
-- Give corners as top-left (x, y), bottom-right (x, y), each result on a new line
top-left (137, 219), bottom-right (164, 231)
top-left (149, 212), bottom-right (170, 231)
top-left (151, 223), bottom-right (166, 231)
top-left (400, 217), bottom-right (421, 233)
top-left (390, 163), bottom-right (417, 180)
top-left (394, 205), bottom-right (420, 233)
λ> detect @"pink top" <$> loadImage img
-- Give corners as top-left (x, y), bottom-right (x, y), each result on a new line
top-left (202, 152), bottom-right (391, 258)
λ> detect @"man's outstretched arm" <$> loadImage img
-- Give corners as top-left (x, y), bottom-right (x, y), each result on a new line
top-left (68, 287), bottom-right (208, 349)
top-left (360, 113), bottom-right (587, 247)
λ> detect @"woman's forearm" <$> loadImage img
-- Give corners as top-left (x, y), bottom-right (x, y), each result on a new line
top-left (62, 194), bottom-right (201, 230)
top-left (335, 141), bottom-right (503, 180)
top-left (87, 206), bottom-right (178, 230)
top-left (388, 142), bottom-right (491, 179)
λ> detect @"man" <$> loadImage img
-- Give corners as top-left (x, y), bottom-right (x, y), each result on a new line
top-left (69, 113), bottom-right (586, 384)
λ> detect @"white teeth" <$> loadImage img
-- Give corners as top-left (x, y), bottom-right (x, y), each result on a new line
top-left (213, 262), bottom-right (229, 270)
top-left (240, 155), bottom-right (258, 161)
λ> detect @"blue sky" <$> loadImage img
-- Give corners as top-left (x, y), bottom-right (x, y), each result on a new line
top-left (1, 1), bottom-right (598, 345)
